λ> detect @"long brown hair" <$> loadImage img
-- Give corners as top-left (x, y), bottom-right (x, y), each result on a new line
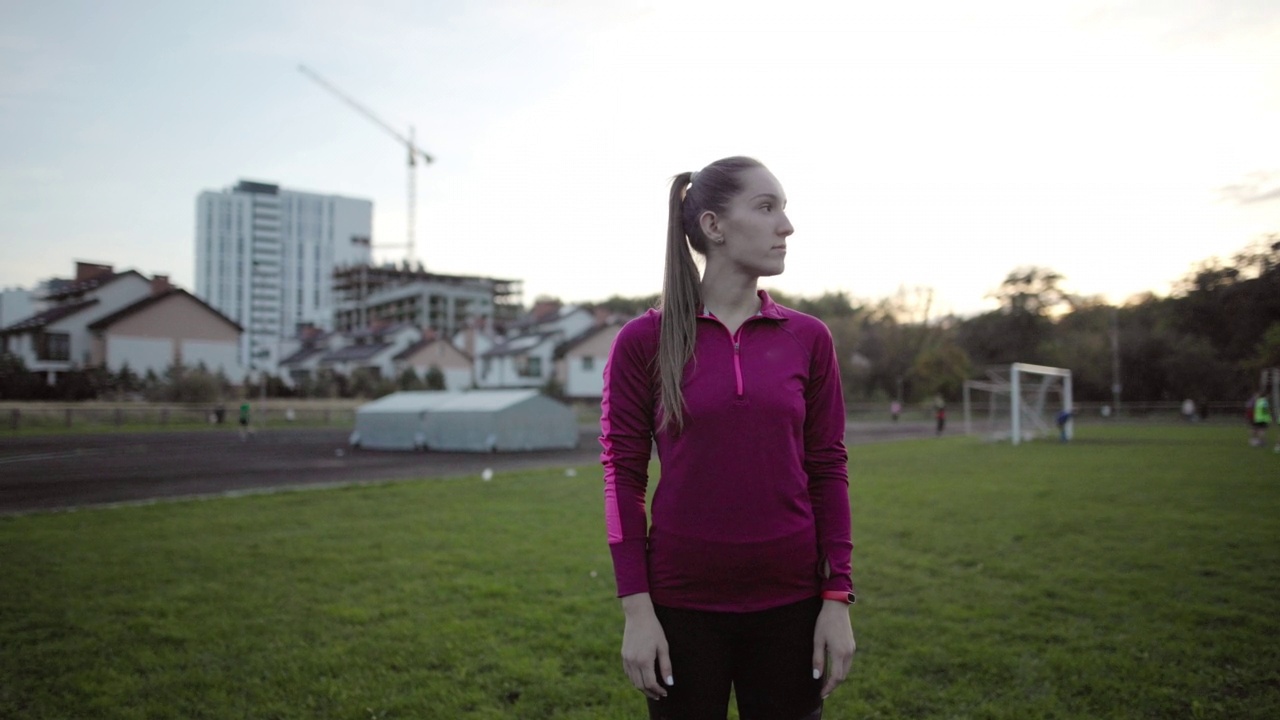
top-left (657, 156), bottom-right (764, 433)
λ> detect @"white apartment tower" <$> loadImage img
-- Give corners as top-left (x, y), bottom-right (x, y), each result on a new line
top-left (196, 180), bottom-right (373, 373)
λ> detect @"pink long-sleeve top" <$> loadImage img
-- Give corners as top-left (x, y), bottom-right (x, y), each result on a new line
top-left (600, 290), bottom-right (853, 613)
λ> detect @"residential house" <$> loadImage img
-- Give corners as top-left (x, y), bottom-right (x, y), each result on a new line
top-left (86, 282), bottom-right (242, 378)
top-left (1, 263), bottom-right (239, 385)
top-left (554, 320), bottom-right (625, 399)
top-left (393, 332), bottom-right (473, 390)
top-left (473, 302), bottom-right (596, 390)
top-left (276, 325), bottom-right (335, 387)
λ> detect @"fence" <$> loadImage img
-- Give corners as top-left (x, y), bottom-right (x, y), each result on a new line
top-left (1, 401), bottom-right (361, 433)
top-left (847, 400), bottom-right (1251, 425)
top-left (3, 399), bottom-right (1256, 434)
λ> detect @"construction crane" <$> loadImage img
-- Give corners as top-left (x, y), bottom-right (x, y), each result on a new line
top-left (298, 64), bottom-right (434, 264)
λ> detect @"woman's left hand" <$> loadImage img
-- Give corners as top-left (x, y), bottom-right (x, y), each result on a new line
top-left (811, 600), bottom-right (856, 698)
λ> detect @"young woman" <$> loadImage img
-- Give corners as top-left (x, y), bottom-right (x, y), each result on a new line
top-left (600, 156), bottom-right (856, 719)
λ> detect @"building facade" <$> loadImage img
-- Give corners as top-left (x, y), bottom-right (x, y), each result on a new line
top-left (0, 287), bottom-right (34, 330)
top-left (0, 262), bottom-right (242, 385)
top-left (331, 264), bottom-right (522, 339)
top-left (195, 180), bottom-right (373, 372)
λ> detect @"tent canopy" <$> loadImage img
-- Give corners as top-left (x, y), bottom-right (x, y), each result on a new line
top-left (351, 389), bottom-right (579, 452)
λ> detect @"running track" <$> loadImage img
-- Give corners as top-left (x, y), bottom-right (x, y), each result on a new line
top-left (0, 422), bottom-right (935, 515)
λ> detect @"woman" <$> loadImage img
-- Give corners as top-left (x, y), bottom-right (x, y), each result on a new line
top-left (601, 156), bottom-right (856, 719)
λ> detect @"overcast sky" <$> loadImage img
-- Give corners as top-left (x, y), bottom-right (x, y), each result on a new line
top-left (2, 0), bottom-right (1278, 316)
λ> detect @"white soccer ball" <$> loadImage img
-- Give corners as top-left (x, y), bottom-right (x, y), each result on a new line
top-left (481, 468), bottom-right (494, 481)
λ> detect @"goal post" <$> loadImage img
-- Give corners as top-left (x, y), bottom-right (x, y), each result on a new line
top-left (963, 363), bottom-right (1073, 445)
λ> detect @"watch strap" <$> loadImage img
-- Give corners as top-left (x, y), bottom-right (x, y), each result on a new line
top-left (821, 590), bottom-right (855, 604)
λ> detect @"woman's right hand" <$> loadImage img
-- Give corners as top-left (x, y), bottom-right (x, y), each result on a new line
top-left (620, 593), bottom-right (673, 700)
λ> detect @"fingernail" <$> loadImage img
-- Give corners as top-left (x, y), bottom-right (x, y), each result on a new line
top-left (812, 668), bottom-right (821, 679)
top-left (666, 675), bottom-right (675, 686)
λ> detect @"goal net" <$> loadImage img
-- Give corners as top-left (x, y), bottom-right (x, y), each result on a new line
top-left (963, 363), bottom-right (1073, 445)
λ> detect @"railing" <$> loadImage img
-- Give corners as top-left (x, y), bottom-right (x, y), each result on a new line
top-left (0, 401), bottom-right (361, 434)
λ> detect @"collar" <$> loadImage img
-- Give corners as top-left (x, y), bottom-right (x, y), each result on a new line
top-left (698, 289), bottom-right (787, 321)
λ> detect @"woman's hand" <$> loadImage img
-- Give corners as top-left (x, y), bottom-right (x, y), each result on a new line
top-left (812, 599), bottom-right (856, 698)
top-left (620, 593), bottom-right (673, 700)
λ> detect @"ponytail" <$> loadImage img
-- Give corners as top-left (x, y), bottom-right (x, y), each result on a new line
top-left (655, 156), bottom-right (764, 435)
top-left (657, 172), bottom-right (701, 434)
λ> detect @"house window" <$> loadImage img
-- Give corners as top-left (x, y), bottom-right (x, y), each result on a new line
top-left (38, 332), bottom-right (70, 361)
top-left (581, 356), bottom-right (595, 371)
top-left (518, 356), bottom-right (542, 378)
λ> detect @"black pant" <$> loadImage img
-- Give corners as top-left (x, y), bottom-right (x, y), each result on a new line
top-left (647, 597), bottom-right (824, 720)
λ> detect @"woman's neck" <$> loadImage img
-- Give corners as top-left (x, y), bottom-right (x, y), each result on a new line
top-left (700, 270), bottom-right (761, 326)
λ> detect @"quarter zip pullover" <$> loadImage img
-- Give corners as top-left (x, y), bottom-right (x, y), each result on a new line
top-left (600, 291), bottom-right (854, 613)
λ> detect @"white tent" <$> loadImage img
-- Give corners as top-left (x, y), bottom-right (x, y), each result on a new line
top-left (350, 390), bottom-right (579, 452)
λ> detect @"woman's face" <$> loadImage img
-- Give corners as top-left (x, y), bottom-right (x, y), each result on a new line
top-left (709, 167), bottom-right (794, 278)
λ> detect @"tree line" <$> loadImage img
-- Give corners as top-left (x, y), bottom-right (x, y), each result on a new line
top-left (4, 236), bottom-right (1275, 405)
top-left (597, 235), bottom-right (1280, 406)
top-left (0, 357), bottom-right (448, 403)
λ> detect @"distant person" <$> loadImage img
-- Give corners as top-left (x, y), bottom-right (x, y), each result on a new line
top-left (1056, 409), bottom-right (1073, 442)
top-left (1249, 392), bottom-right (1272, 447)
top-left (239, 401), bottom-right (253, 441)
top-left (934, 394), bottom-right (946, 436)
top-left (890, 400), bottom-right (902, 422)
top-left (600, 156), bottom-right (855, 719)
top-left (1181, 398), bottom-right (1196, 422)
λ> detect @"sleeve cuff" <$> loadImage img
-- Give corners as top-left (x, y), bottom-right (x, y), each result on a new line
top-left (609, 539), bottom-right (649, 597)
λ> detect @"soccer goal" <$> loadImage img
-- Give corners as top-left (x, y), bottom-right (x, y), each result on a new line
top-left (963, 363), bottom-right (1073, 445)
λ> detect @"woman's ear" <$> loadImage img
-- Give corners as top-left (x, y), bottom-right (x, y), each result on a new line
top-left (699, 210), bottom-right (724, 244)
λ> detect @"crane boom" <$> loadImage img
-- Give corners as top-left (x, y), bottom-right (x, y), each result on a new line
top-left (298, 64), bottom-right (434, 260)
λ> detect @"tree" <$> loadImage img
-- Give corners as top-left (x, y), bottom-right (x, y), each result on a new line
top-left (541, 376), bottom-right (565, 400)
top-left (397, 367), bottom-right (426, 391)
top-left (424, 366), bottom-right (446, 390)
top-left (909, 338), bottom-right (972, 399)
top-left (0, 353), bottom-right (40, 400)
top-left (1245, 322), bottom-right (1280, 374)
top-left (594, 294), bottom-right (660, 318)
top-left (989, 266), bottom-right (1068, 317)
top-left (116, 363), bottom-right (142, 398)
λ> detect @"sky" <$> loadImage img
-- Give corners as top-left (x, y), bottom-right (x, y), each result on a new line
top-left (2, 0), bottom-right (1278, 317)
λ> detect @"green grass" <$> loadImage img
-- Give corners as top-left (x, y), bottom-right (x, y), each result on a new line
top-left (2, 425), bottom-right (1278, 718)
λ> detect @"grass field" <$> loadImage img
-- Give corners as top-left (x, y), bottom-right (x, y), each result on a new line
top-left (2, 424), bottom-right (1278, 718)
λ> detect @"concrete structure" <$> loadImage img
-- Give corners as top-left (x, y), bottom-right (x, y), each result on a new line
top-left (350, 389), bottom-right (579, 452)
top-left (332, 264), bottom-right (521, 340)
top-left (0, 287), bottom-right (34, 330)
top-left (195, 179), bottom-right (373, 373)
